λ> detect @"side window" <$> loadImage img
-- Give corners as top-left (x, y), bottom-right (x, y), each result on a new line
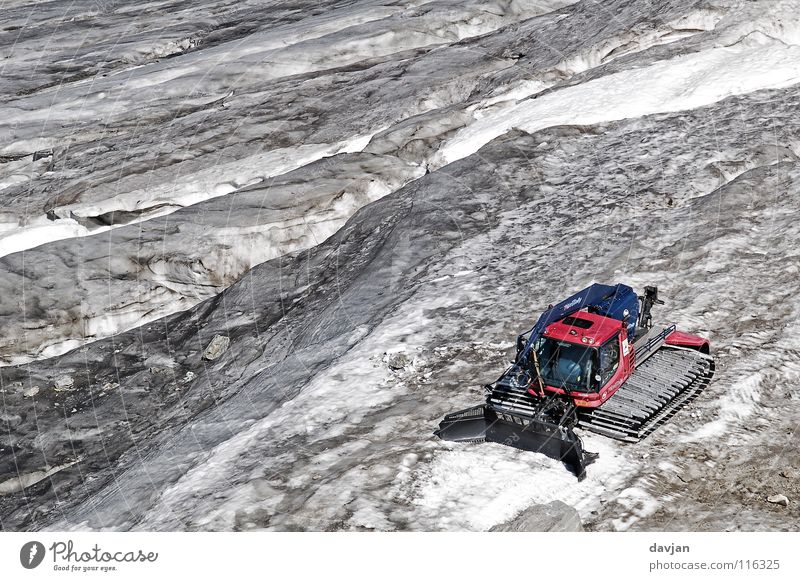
top-left (598, 336), bottom-right (620, 386)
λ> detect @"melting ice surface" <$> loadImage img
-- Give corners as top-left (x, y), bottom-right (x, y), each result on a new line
top-left (1, 0), bottom-right (800, 532)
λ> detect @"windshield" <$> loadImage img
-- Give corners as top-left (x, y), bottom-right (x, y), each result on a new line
top-left (532, 337), bottom-right (598, 393)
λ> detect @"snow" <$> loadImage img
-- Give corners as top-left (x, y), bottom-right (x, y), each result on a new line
top-left (400, 435), bottom-right (629, 530)
top-left (0, 152), bottom-right (425, 364)
top-left (123, 293), bottom-right (454, 530)
top-left (609, 483), bottom-right (661, 531)
top-left (0, 141), bottom-right (355, 258)
top-left (3, 0), bottom-right (800, 533)
top-left (475, 8), bottom-right (723, 111)
top-left (0, 218), bottom-right (94, 259)
top-left (434, 34), bottom-right (800, 167)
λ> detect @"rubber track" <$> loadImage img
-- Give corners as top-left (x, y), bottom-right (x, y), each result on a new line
top-left (487, 378), bottom-right (546, 417)
top-left (576, 346), bottom-right (715, 442)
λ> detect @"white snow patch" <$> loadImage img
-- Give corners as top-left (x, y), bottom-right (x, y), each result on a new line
top-left (609, 484), bottom-right (660, 531)
top-left (434, 34), bottom-right (800, 167)
top-left (467, 9), bottom-right (723, 123)
top-left (686, 372), bottom-right (763, 441)
top-left (0, 217), bottom-right (95, 259)
top-left (399, 432), bottom-right (632, 530)
top-left (135, 293), bottom-right (461, 528)
top-left (0, 142), bottom-right (348, 258)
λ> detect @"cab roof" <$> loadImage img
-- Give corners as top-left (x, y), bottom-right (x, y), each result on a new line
top-left (542, 310), bottom-right (623, 346)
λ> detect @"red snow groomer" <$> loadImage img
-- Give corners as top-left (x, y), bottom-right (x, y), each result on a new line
top-left (435, 283), bottom-right (714, 479)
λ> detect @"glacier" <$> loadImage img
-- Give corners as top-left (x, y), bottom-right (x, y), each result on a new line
top-left (1, 0), bottom-right (799, 532)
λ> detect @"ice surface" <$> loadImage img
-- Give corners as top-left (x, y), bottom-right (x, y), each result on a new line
top-left (2, 0), bottom-right (800, 532)
top-left (0, 153), bottom-right (424, 364)
top-left (435, 33), bottom-right (800, 167)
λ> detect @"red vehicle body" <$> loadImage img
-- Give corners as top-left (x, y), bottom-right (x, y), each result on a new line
top-left (527, 310), bottom-right (710, 409)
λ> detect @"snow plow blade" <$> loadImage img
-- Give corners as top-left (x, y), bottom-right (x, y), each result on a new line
top-left (434, 404), bottom-right (590, 480)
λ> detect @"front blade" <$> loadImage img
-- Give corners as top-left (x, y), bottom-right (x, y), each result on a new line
top-left (435, 404), bottom-right (590, 480)
top-left (434, 404), bottom-right (489, 442)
